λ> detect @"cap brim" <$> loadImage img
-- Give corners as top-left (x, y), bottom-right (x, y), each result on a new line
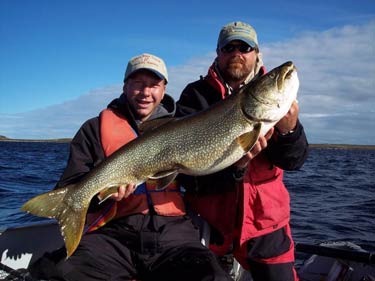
top-left (218, 36), bottom-right (257, 49)
top-left (149, 69), bottom-right (167, 82)
top-left (126, 68), bottom-right (167, 83)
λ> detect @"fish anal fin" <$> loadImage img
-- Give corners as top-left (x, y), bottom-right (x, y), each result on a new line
top-left (149, 171), bottom-right (178, 190)
top-left (150, 169), bottom-right (178, 180)
top-left (237, 123), bottom-right (262, 152)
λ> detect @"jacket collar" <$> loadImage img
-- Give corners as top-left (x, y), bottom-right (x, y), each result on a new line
top-left (106, 93), bottom-right (176, 127)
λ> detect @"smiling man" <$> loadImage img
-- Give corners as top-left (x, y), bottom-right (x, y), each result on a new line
top-left (29, 53), bottom-right (231, 281)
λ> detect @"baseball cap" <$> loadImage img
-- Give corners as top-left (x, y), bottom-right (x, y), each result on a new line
top-left (217, 21), bottom-right (258, 50)
top-left (124, 53), bottom-right (168, 83)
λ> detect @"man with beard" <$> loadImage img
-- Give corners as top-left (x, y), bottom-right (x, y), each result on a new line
top-left (176, 22), bottom-right (308, 281)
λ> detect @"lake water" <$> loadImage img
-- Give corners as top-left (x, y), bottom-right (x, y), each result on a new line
top-left (0, 142), bottom-right (374, 253)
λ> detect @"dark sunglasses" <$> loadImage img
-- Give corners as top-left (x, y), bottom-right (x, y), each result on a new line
top-left (221, 43), bottom-right (254, 54)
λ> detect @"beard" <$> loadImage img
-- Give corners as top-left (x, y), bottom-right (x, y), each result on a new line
top-left (222, 57), bottom-right (252, 82)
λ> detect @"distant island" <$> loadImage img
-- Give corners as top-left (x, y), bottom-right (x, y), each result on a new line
top-left (0, 135), bottom-right (71, 143)
top-left (308, 143), bottom-right (375, 150)
top-left (1, 135), bottom-right (374, 150)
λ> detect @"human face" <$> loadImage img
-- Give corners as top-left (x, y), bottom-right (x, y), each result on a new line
top-left (217, 40), bottom-right (258, 83)
top-left (124, 70), bottom-right (166, 121)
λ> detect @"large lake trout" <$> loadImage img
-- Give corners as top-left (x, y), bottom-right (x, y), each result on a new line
top-left (22, 61), bottom-right (299, 257)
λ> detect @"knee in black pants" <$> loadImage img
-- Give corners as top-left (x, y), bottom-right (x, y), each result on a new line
top-left (247, 227), bottom-right (291, 259)
top-left (145, 245), bottom-right (232, 281)
top-left (247, 260), bottom-right (295, 281)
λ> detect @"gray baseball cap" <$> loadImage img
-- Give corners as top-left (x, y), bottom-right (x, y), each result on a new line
top-left (124, 53), bottom-right (168, 83)
top-left (217, 21), bottom-right (258, 49)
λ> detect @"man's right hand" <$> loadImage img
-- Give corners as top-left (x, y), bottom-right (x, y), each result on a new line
top-left (109, 184), bottom-right (136, 201)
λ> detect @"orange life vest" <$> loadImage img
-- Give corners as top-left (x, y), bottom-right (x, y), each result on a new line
top-left (87, 108), bottom-right (185, 232)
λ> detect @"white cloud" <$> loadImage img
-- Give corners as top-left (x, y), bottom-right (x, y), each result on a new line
top-left (1, 21), bottom-right (374, 144)
top-left (0, 85), bottom-right (122, 139)
top-left (261, 20), bottom-right (375, 144)
top-left (167, 53), bottom-right (216, 101)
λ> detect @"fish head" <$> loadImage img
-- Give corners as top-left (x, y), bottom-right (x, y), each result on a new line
top-left (240, 61), bottom-right (299, 124)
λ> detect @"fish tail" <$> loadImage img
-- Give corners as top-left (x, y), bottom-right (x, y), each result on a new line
top-left (21, 184), bottom-right (88, 257)
top-left (21, 187), bottom-right (68, 218)
top-left (57, 197), bottom-right (88, 258)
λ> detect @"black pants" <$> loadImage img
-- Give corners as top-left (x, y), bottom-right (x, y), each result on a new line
top-left (246, 226), bottom-right (296, 281)
top-left (30, 214), bottom-right (231, 281)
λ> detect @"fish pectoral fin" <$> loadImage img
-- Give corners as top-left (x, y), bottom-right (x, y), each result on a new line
top-left (149, 170), bottom-right (178, 190)
top-left (237, 123), bottom-right (262, 152)
top-left (97, 186), bottom-right (120, 204)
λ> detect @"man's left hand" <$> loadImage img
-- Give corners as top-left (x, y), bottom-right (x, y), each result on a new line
top-left (275, 100), bottom-right (299, 134)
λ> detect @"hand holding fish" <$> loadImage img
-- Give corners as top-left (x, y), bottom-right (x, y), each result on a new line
top-left (108, 184), bottom-right (137, 201)
top-left (275, 100), bottom-right (299, 134)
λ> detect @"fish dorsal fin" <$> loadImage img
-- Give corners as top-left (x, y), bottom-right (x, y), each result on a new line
top-left (237, 123), bottom-right (262, 152)
top-left (149, 170), bottom-right (178, 190)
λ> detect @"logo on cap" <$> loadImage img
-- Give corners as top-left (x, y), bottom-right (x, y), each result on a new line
top-left (124, 53), bottom-right (168, 83)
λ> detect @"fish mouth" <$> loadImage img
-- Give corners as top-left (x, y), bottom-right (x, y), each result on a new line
top-left (240, 61), bottom-right (297, 123)
top-left (278, 61), bottom-right (296, 91)
top-left (255, 61), bottom-right (296, 103)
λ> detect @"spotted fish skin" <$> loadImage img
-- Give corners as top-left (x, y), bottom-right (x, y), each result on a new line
top-left (21, 61), bottom-right (299, 257)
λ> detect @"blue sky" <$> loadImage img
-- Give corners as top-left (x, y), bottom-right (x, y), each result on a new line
top-left (1, 0), bottom-right (374, 144)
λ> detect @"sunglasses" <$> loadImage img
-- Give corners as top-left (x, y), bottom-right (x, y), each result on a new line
top-left (221, 43), bottom-right (254, 54)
